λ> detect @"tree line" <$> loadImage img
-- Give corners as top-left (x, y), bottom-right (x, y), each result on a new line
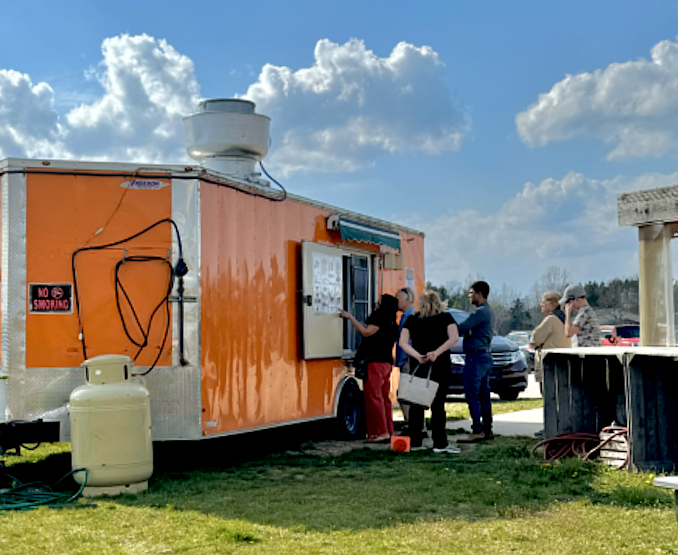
top-left (425, 266), bottom-right (644, 336)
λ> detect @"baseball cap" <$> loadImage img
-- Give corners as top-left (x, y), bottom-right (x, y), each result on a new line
top-left (560, 284), bottom-right (586, 305)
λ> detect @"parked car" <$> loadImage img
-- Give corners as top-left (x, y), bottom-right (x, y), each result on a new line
top-left (505, 330), bottom-right (535, 373)
top-left (447, 309), bottom-right (528, 401)
top-left (600, 324), bottom-right (640, 347)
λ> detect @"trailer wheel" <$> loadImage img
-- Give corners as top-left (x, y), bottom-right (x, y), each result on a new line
top-left (335, 379), bottom-right (365, 440)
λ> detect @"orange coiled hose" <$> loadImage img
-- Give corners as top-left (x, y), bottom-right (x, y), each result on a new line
top-left (532, 425), bottom-right (629, 466)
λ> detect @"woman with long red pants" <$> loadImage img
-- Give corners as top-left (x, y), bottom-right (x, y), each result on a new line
top-left (340, 294), bottom-right (399, 443)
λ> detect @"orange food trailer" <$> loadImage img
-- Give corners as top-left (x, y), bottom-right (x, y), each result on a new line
top-left (0, 99), bottom-right (425, 442)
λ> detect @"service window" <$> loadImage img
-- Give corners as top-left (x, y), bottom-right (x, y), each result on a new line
top-left (301, 242), bottom-right (376, 360)
top-left (301, 241), bottom-right (345, 359)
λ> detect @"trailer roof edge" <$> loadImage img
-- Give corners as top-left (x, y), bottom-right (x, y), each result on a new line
top-left (0, 157), bottom-right (425, 238)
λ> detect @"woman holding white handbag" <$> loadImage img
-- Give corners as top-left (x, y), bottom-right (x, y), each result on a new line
top-left (399, 291), bottom-right (459, 452)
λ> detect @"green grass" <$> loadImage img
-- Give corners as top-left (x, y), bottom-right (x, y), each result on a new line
top-left (1, 424), bottom-right (677, 554)
top-left (443, 397), bottom-right (543, 421)
top-left (392, 397), bottom-right (543, 424)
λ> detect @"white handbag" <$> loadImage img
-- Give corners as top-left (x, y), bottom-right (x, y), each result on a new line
top-left (397, 362), bottom-right (439, 408)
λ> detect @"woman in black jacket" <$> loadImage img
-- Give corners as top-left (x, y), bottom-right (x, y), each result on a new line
top-left (399, 290), bottom-right (459, 452)
top-left (340, 294), bottom-right (399, 442)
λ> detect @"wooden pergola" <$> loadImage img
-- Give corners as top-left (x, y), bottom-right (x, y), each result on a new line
top-left (618, 186), bottom-right (678, 346)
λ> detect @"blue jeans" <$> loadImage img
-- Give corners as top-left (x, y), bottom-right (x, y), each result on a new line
top-left (463, 352), bottom-right (493, 434)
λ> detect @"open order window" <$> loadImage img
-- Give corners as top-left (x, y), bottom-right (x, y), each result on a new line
top-left (343, 254), bottom-right (371, 353)
top-left (301, 241), bottom-right (375, 360)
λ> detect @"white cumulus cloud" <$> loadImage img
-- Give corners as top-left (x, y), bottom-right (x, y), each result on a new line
top-left (0, 35), bottom-right (465, 172)
top-left (0, 70), bottom-right (67, 159)
top-left (243, 38), bottom-right (469, 176)
top-left (516, 37), bottom-right (678, 160)
top-left (418, 171), bottom-right (678, 291)
top-left (0, 34), bottom-right (201, 164)
top-left (65, 34), bottom-right (201, 163)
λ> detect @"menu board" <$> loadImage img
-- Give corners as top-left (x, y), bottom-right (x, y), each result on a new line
top-left (312, 252), bottom-right (343, 314)
top-left (405, 268), bottom-right (415, 291)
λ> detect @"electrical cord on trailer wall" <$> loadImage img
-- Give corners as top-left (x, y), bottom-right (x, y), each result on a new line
top-left (114, 255), bottom-right (175, 374)
top-left (115, 256), bottom-right (173, 354)
top-left (72, 218), bottom-right (185, 374)
top-left (2, 164), bottom-right (288, 370)
top-left (259, 160), bottom-right (287, 201)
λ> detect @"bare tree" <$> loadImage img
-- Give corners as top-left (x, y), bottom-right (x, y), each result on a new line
top-left (494, 283), bottom-right (521, 307)
top-left (529, 266), bottom-right (571, 305)
top-left (539, 266), bottom-right (572, 295)
top-left (494, 304), bottom-right (512, 335)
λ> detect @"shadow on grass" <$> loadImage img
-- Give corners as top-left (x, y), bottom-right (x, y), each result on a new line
top-left (1, 423), bottom-right (672, 531)
top-left (0, 451), bottom-right (72, 491)
top-left (123, 431), bottom-right (672, 531)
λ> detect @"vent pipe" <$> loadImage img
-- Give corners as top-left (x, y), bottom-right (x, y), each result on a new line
top-left (183, 99), bottom-right (270, 184)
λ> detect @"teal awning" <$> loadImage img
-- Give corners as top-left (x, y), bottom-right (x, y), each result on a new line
top-left (337, 218), bottom-right (401, 250)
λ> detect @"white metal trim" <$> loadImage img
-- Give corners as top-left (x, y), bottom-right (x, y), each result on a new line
top-left (157, 414), bottom-right (337, 441)
top-left (2, 173), bottom-right (27, 404)
top-left (0, 157), bottom-right (424, 237)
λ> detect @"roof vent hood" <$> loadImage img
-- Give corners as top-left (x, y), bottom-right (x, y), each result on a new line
top-left (183, 98), bottom-right (271, 185)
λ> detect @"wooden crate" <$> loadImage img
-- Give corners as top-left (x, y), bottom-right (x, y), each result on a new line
top-left (625, 351), bottom-right (678, 472)
top-left (543, 349), bottom-right (627, 439)
top-left (544, 347), bottom-right (678, 472)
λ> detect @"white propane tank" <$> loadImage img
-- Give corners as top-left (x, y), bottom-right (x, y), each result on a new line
top-left (70, 354), bottom-right (152, 496)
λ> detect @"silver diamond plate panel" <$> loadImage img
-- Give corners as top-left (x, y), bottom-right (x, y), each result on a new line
top-left (8, 368), bottom-right (82, 439)
top-left (2, 172), bottom-right (27, 387)
top-left (144, 364), bottom-right (202, 439)
top-left (10, 365), bottom-right (202, 441)
top-left (167, 177), bottom-right (202, 438)
top-left (171, 178), bottom-right (201, 371)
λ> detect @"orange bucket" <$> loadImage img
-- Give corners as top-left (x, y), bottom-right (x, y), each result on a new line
top-left (391, 435), bottom-right (411, 452)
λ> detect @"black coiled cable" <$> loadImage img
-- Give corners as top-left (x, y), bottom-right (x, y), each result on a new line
top-left (72, 219), bottom-right (185, 373)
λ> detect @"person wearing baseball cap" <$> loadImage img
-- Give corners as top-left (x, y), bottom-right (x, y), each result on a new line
top-left (561, 284), bottom-right (601, 347)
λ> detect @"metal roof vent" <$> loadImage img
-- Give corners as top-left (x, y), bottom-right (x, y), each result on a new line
top-left (183, 98), bottom-right (271, 184)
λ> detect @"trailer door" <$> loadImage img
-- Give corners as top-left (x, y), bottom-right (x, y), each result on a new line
top-left (301, 241), bottom-right (344, 359)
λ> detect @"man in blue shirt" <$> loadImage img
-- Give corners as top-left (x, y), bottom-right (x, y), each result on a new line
top-left (395, 287), bottom-right (416, 425)
top-left (457, 281), bottom-right (495, 443)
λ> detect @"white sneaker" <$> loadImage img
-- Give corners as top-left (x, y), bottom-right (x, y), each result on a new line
top-left (433, 446), bottom-right (461, 454)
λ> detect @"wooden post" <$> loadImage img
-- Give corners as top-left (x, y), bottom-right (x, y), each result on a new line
top-left (638, 224), bottom-right (676, 346)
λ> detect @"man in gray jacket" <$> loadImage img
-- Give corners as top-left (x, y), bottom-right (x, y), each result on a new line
top-left (457, 281), bottom-right (495, 443)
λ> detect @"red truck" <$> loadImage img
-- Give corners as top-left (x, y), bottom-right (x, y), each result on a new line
top-left (600, 324), bottom-right (640, 346)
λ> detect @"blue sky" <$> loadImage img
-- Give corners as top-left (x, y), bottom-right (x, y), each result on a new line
top-left (3, 1), bottom-right (678, 298)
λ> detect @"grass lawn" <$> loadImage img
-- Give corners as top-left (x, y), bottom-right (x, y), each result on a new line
top-left (392, 397), bottom-right (544, 422)
top-left (1, 405), bottom-right (676, 554)
top-left (443, 397), bottom-right (543, 420)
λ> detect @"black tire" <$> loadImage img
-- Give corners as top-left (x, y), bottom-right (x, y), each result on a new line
top-left (498, 390), bottom-right (521, 401)
top-left (335, 379), bottom-right (366, 439)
